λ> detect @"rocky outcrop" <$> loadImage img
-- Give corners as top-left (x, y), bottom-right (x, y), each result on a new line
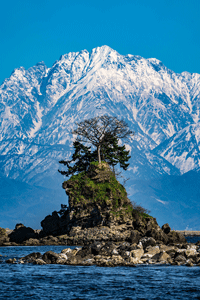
top-left (0, 163), bottom-right (187, 247)
top-left (40, 162), bottom-right (186, 246)
top-left (8, 223), bottom-right (39, 244)
top-left (41, 162), bottom-right (136, 236)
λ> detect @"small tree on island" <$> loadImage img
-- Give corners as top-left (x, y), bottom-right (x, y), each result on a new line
top-left (58, 115), bottom-right (133, 177)
top-left (72, 115), bottom-right (133, 164)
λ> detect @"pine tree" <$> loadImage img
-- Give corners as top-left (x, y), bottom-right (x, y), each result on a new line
top-left (100, 133), bottom-right (131, 172)
top-left (58, 141), bottom-right (96, 177)
top-left (58, 134), bottom-right (131, 178)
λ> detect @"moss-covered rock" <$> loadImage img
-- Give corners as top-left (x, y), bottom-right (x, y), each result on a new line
top-left (62, 162), bottom-right (134, 227)
top-left (41, 163), bottom-right (136, 236)
top-left (40, 162), bottom-right (186, 246)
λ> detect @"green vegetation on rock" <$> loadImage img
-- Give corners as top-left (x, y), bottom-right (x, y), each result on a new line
top-left (0, 227), bottom-right (6, 236)
top-left (62, 162), bottom-right (134, 225)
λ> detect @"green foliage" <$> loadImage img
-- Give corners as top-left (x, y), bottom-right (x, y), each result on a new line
top-left (0, 227), bottom-right (6, 236)
top-left (131, 201), bottom-right (152, 219)
top-left (90, 161), bottom-right (99, 166)
top-left (100, 134), bottom-right (131, 171)
top-left (59, 135), bottom-right (131, 178)
top-left (58, 142), bottom-right (96, 177)
top-left (139, 212), bottom-right (153, 219)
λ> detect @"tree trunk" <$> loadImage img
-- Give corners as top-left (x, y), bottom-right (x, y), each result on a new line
top-left (97, 145), bottom-right (101, 164)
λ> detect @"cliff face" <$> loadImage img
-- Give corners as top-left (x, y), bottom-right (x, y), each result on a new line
top-left (41, 163), bottom-right (135, 235)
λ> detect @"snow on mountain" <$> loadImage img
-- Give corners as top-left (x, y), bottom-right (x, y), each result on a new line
top-left (1, 45), bottom-right (200, 182)
top-left (153, 123), bottom-right (200, 173)
top-left (0, 45), bottom-right (200, 228)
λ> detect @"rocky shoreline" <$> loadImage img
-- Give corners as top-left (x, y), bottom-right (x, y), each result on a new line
top-left (1, 223), bottom-right (200, 267)
top-left (5, 238), bottom-right (200, 267)
top-left (2, 222), bottom-right (200, 267)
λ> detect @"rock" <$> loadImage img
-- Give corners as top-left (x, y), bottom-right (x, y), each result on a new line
top-left (61, 248), bottom-right (73, 254)
top-left (185, 247), bottom-right (197, 259)
top-left (185, 259), bottom-right (194, 267)
top-left (112, 249), bottom-right (119, 255)
top-left (6, 258), bottom-right (16, 264)
top-left (167, 231), bottom-right (186, 244)
top-left (127, 230), bottom-right (141, 244)
top-left (23, 238), bottom-right (40, 246)
top-left (56, 253), bottom-right (68, 264)
top-left (130, 248), bottom-right (144, 262)
top-left (91, 242), bottom-right (103, 255)
top-left (34, 259), bottom-right (47, 265)
top-left (2, 242), bottom-right (13, 246)
top-left (174, 255), bottom-right (186, 264)
top-left (24, 252), bottom-right (42, 260)
top-left (139, 237), bottom-right (156, 249)
top-left (151, 251), bottom-right (170, 263)
top-left (146, 228), bottom-right (168, 244)
top-left (142, 246), bottom-right (160, 259)
top-left (16, 238), bottom-right (197, 267)
top-left (0, 227), bottom-right (7, 237)
top-left (162, 223), bottom-right (171, 234)
top-left (9, 224), bottom-right (38, 243)
top-left (42, 251), bottom-right (60, 264)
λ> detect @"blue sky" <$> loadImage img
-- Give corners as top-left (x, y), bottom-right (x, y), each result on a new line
top-left (1, 0), bottom-right (200, 84)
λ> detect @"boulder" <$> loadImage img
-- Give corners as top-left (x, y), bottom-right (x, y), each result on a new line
top-left (167, 231), bottom-right (186, 244)
top-left (146, 228), bottom-right (168, 244)
top-left (151, 251), bottom-right (170, 263)
top-left (130, 247), bottom-right (144, 262)
top-left (42, 251), bottom-right (60, 264)
top-left (139, 237), bottom-right (156, 249)
top-left (127, 230), bottom-right (141, 244)
top-left (9, 224), bottom-right (38, 243)
top-left (142, 246), bottom-right (160, 259)
top-left (162, 223), bottom-right (171, 234)
top-left (6, 258), bottom-right (16, 264)
top-left (174, 255), bottom-right (186, 264)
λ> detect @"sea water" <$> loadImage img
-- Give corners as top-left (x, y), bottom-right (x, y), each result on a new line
top-left (0, 239), bottom-right (200, 300)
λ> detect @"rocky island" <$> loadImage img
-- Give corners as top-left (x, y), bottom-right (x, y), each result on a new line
top-left (1, 162), bottom-right (200, 267)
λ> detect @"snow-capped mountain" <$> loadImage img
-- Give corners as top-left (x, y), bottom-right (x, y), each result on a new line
top-left (1, 45), bottom-right (200, 229)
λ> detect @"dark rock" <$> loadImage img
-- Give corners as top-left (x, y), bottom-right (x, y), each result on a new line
top-left (139, 237), bottom-right (156, 249)
top-left (8, 224), bottom-right (38, 243)
top-left (23, 252), bottom-right (41, 261)
top-left (91, 242), bottom-right (103, 255)
top-left (174, 255), bottom-right (186, 263)
top-left (127, 230), bottom-right (141, 244)
top-left (162, 223), bottom-right (171, 234)
top-left (42, 251), bottom-right (60, 264)
top-left (167, 231), bottom-right (186, 244)
top-left (6, 258), bottom-right (16, 264)
top-left (146, 228), bottom-right (169, 244)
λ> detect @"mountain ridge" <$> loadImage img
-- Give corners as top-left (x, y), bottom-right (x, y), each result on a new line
top-left (0, 45), bottom-right (200, 229)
